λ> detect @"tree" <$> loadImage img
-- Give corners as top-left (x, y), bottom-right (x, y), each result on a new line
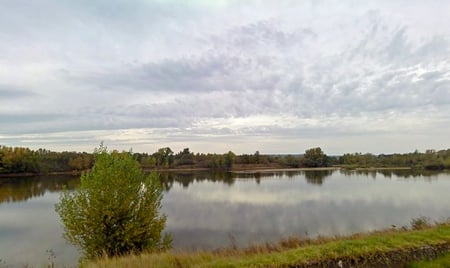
top-left (224, 151), bottom-right (235, 170)
top-left (254, 150), bottom-right (260, 164)
top-left (303, 147), bottom-right (328, 167)
top-left (153, 147), bottom-right (174, 168)
top-left (55, 145), bottom-right (170, 259)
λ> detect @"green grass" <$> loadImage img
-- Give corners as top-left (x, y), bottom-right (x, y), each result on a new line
top-left (84, 223), bottom-right (450, 268)
top-left (408, 252), bottom-right (450, 268)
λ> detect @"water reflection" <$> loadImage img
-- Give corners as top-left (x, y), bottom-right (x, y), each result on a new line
top-left (339, 169), bottom-right (447, 179)
top-left (158, 170), bottom-right (336, 191)
top-left (0, 170), bottom-right (445, 205)
top-left (304, 170), bottom-right (333, 185)
top-left (0, 175), bottom-right (79, 204)
top-left (159, 171), bottom-right (235, 190)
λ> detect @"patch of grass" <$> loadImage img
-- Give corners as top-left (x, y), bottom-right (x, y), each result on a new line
top-left (408, 252), bottom-right (450, 267)
top-left (84, 222), bottom-right (450, 268)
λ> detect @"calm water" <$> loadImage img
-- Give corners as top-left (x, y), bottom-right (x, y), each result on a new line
top-left (1, 170), bottom-right (450, 267)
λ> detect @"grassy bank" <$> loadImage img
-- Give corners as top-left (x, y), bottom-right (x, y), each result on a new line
top-left (408, 252), bottom-right (450, 267)
top-left (84, 222), bottom-right (450, 268)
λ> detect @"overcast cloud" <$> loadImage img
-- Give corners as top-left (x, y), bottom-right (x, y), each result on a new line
top-left (0, 0), bottom-right (449, 154)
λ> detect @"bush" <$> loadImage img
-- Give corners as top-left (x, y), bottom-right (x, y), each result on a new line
top-left (55, 145), bottom-right (171, 259)
top-left (410, 216), bottom-right (432, 230)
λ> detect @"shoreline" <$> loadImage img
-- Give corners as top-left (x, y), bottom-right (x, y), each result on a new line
top-left (2, 166), bottom-right (439, 179)
top-left (231, 167), bottom-right (340, 173)
top-left (4, 165), bottom-right (449, 179)
top-left (0, 170), bottom-right (84, 178)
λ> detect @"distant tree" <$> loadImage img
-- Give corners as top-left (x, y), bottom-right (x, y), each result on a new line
top-left (254, 151), bottom-right (260, 164)
top-left (303, 147), bottom-right (328, 167)
top-left (153, 147), bottom-right (174, 168)
top-left (55, 145), bottom-right (171, 259)
top-left (224, 151), bottom-right (236, 170)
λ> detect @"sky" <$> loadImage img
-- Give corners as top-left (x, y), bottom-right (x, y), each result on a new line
top-left (0, 0), bottom-right (449, 155)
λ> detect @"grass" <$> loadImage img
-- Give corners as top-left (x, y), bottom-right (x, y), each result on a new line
top-left (84, 221), bottom-right (450, 268)
top-left (408, 252), bottom-right (450, 267)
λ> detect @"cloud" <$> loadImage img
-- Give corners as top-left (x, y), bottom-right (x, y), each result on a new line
top-left (0, 85), bottom-right (40, 99)
top-left (0, 1), bottom-right (449, 154)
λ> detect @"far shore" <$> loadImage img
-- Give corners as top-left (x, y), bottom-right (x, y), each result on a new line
top-left (231, 167), bottom-right (340, 173)
top-left (0, 170), bottom-right (84, 178)
top-left (0, 165), bottom-right (432, 178)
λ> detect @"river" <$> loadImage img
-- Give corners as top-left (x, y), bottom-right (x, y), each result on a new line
top-left (1, 169), bottom-right (449, 267)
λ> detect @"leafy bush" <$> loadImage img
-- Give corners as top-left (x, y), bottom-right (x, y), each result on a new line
top-left (55, 145), bottom-right (171, 259)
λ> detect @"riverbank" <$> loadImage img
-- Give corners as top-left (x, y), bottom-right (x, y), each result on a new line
top-left (0, 165), bottom-right (417, 178)
top-left (0, 170), bottom-right (83, 178)
top-left (84, 221), bottom-right (450, 268)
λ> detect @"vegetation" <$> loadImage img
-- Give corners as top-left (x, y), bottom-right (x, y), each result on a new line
top-left (84, 221), bottom-right (450, 268)
top-left (302, 147), bottom-right (328, 167)
top-left (55, 145), bottom-right (171, 259)
top-left (409, 252), bottom-right (450, 267)
top-left (339, 149), bottom-right (450, 170)
top-left (0, 145), bottom-right (93, 174)
top-left (1, 144), bottom-right (449, 175)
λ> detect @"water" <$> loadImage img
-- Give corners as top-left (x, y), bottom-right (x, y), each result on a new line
top-left (0, 176), bottom-right (80, 267)
top-left (1, 170), bottom-right (450, 267)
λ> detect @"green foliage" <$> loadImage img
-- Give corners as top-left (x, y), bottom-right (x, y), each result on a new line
top-left (303, 147), bottom-right (329, 167)
top-left (55, 145), bottom-right (170, 259)
top-left (338, 149), bottom-right (450, 169)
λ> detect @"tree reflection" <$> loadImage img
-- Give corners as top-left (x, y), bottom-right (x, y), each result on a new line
top-left (304, 170), bottom-right (333, 185)
top-left (3, 169), bottom-right (445, 202)
top-left (158, 170), bottom-right (338, 190)
top-left (0, 175), bottom-right (79, 204)
top-left (339, 169), bottom-right (448, 180)
top-left (158, 171), bottom-right (236, 191)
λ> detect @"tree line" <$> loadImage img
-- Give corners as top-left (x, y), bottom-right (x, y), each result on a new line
top-left (338, 149), bottom-right (450, 170)
top-left (0, 146), bottom-right (93, 174)
top-left (1, 145), bottom-right (449, 175)
top-left (0, 145), bottom-right (330, 174)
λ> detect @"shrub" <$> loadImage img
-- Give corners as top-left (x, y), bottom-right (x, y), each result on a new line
top-left (410, 216), bottom-right (432, 230)
top-left (55, 145), bottom-right (171, 259)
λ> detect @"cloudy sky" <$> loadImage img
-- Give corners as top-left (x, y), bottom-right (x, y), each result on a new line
top-left (1, 0), bottom-right (449, 154)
